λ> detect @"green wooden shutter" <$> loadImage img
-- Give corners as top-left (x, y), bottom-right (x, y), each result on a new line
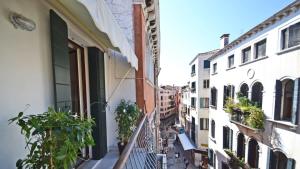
top-left (50, 10), bottom-right (71, 112)
top-left (287, 158), bottom-right (296, 169)
top-left (274, 80), bottom-right (282, 120)
top-left (229, 129), bottom-right (233, 150)
top-left (292, 78), bottom-right (300, 124)
top-left (223, 86), bottom-right (228, 107)
top-left (88, 47), bottom-right (107, 159)
top-left (200, 118), bottom-right (203, 130)
top-left (232, 86), bottom-right (235, 99)
top-left (268, 148), bottom-right (275, 169)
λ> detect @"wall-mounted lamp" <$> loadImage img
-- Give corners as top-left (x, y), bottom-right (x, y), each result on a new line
top-left (9, 12), bottom-right (36, 31)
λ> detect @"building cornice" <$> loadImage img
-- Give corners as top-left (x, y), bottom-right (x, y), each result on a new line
top-left (209, 0), bottom-right (300, 61)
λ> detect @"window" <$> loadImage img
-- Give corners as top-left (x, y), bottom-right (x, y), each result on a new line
top-left (191, 117), bottom-right (196, 143)
top-left (203, 79), bottom-right (210, 88)
top-left (248, 139), bottom-right (259, 168)
top-left (161, 96), bottom-right (163, 100)
top-left (191, 81), bottom-right (196, 93)
top-left (240, 83), bottom-right (249, 98)
top-left (191, 64), bottom-right (196, 76)
top-left (269, 150), bottom-right (295, 169)
top-left (211, 120), bottom-right (215, 138)
top-left (223, 126), bottom-right (233, 150)
top-left (208, 149), bottom-right (216, 168)
top-left (213, 63), bottom-right (217, 74)
top-left (211, 87), bottom-right (218, 107)
top-left (223, 85), bottom-right (235, 107)
top-left (228, 55), bottom-right (234, 68)
top-left (274, 78), bottom-right (300, 124)
top-left (161, 103), bottom-right (163, 106)
top-left (191, 97), bottom-right (196, 108)
top-left (255, 39), bottom-right (266, 59)
top-left (242, 47), bottom-right (251, 63)
top-left (281, 22), bottom-right (300, 50)
top-left (251, 82), bottom-right (263, 108)
top-left (204, 60), bottom-right (210, 69)
top-left (200, 98), bottom-right (209, 108)
top-left (237, 133), bottom-right (245, 158)
top-left (200, 118), bottom-right (209, 130)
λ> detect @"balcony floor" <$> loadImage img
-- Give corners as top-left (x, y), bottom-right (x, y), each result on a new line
top-left (78, 149), bottom-right (119, 169)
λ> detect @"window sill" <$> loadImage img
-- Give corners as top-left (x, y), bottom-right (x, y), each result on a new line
top-left (226, 66), bottom-right (236, 71)
top-left (239, 56), bottom-right (268, 67)
top-left (211, 72), bottom-right (218, 76)
top-left (277, 45), bottom-right (300, 55)
top-left (266, 119), bottom-right (298, 129)
top-left (209, 136), bottom-right (216, 143)
top-left (210, 105), bottom-right (217, 109)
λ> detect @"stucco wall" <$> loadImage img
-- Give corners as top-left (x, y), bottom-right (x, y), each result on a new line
top-left (0, 0), bottom-right (136, 168)
top-left (209, 9), bottom-right (300, 169)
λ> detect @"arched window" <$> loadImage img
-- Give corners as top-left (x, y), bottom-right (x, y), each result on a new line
top-left (251, 82), bottom-right (263, 108)
top-left (237, 133), bottom-right (245, 158)
top-left (269, 150), bottom-right (296, 169)
top-left (240, 83), bottom-right (249, 98)
top-left (274, 78), bottom-right (300, 124)
top-left (211, 120), bottom-right (215, 138)
top-left (282, 79), bottom-right (294, 121)
top-left (248, 139), bottom-right (259, 168)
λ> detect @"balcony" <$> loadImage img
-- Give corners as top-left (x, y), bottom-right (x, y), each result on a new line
top-left (224, 98), bottom-right (264, 133)
top-left (113, 115), bottom-right (160, 169)
top-left (224, 149), bottom-right (250, 169)
top-left (190, 72), bottom-right (196, 77)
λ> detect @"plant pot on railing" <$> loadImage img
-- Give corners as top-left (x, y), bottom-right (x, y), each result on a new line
top-left (115, 99), bottom-right (141, 155)
top-left (224, 94), bottom-right (265, 130)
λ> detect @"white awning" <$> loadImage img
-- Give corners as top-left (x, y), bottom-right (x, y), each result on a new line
top-left (178, 133), bottom-right (196, 151)
top-left (76, 0), bottom-right (138, 70)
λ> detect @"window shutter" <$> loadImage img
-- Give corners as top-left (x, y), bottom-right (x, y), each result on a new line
top-left (223, 127), bottom-right (226, 148)
top-left (232, 86), bottom-right (235, 99)
top-left (88, 47), bottom-right (107, 159)
top-left (229, 129), bottom-right (233, 150)
top-left (287, 158), bottom-right (296, 169)
top-left (292, 78), bottom-right (300, 124)
top-left (208, 149), bottom-right (212, 165)
top-left (268, 148), bottom-right (275, 169)
top-left (274, 80), bottom-right (282, 120)
top-left (50, 10), bottom-right (71, 112)
top-left (223, 86), bottom-right (228, 107)
top-left (200, 118), bottom-right (203, 130)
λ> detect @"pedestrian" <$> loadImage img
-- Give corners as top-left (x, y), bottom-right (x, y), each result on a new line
top-left (185, 158), bottom-right (189, 169)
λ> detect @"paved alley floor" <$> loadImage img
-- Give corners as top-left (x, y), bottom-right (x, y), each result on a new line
top-left (164, 129), bottom-right (197, 169)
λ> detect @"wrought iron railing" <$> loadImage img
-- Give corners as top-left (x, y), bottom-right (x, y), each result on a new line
top-left (113, 115), bottom-right (158, 169)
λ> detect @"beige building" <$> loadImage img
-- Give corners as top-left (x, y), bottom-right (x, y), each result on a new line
top-left (159, 85), bottom-right (178, 120)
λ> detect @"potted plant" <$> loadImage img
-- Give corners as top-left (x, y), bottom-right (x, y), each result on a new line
top-left (9, 108), bottom-right (94, 169)
top-left (115, 99), bottom-right (141, 154)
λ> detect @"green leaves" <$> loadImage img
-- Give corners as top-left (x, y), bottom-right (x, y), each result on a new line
top-left (9, 107), bottom-right (95, 169)
top-left (115, 100), bottom-right (141, 143)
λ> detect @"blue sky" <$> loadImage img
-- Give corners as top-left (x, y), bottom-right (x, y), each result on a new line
top-left (158, 0), bottom-right (295, 86)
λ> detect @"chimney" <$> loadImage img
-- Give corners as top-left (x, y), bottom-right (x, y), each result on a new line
top-left (220, 34), bottom-right (230, 48)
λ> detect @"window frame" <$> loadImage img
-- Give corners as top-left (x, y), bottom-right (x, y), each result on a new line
top-left (281, 21), bottom-right (300, 50)
top-left (212, 63), bottom-right (217, 74)
top-left (204, 60), bottom-right (210, 69)
top-left (200, 97), bottom-right (209, 108)
top-left (254, 39), bottom-right (267, 59)
top-left (203, 79), bottom-right (210, 89)
top-left (242, 46), bottom-right (251, 64)
top-left (228, 55), bottom-right (234, 68)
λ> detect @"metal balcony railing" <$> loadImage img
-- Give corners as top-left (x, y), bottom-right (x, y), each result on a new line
top-left (113, 115), bottom-right (158, 169)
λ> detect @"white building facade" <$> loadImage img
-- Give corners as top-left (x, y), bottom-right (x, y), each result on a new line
top-left (159, 85), bottom-right (177, 120)
top-left (208, 1), bottom-right (300, 169)
top-left (188, 50), bottom-right (218, 167)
